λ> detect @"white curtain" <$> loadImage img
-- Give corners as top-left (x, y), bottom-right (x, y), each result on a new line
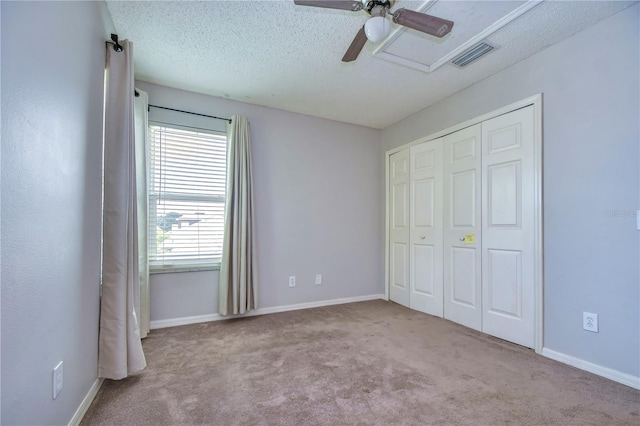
top-left (99, 40), bottom-right (146, 380)
top-left (219, 116), bottom-right (258, 316)
top-left (134, 89), bottom-right (150, 339)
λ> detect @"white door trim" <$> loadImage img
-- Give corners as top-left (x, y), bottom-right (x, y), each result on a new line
top-left (384, 94), bottom-right (543, 354)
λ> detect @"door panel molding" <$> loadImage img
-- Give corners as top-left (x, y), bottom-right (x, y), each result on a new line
top-left (409, 139), bottom-right (443, 316)
top-left (482, 105), bottom-right (536, 348)
top-left (443, 124), bottom-right (482, 331)
top-left (389, 149), bottom-right (410, 307)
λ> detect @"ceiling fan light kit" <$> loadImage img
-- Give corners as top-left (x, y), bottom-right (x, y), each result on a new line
top-left (365, 15), bottom-right (389, 42)
top-left (294, 0), bottom-right (454, 62)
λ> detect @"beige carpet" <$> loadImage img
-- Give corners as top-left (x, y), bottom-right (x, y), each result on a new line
top-left (82, 300), bottom-right (639, 425)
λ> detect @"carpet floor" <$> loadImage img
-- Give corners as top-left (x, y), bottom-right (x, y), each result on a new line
top-left (81, 300), bottom-right (639, 425)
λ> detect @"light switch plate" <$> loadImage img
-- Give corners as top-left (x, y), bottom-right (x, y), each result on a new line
top-left (53, 361), bottom-right (63, 399)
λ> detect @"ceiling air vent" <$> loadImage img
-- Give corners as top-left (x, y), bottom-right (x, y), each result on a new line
top-left (451, 41), bottom-right (496, 68)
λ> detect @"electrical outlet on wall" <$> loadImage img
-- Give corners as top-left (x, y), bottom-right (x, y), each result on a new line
top-left (315, 274), bottom-right (322, 285)
top-left (583, 312), bottom-right (598, 333)
top-left (289, 276), bottom-right (296, 288)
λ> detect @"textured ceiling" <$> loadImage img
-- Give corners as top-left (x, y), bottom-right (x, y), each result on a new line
top-left (106, 0), bottom-right (635, 129)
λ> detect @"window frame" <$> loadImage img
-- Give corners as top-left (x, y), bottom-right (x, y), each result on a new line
top-left (147, 120), bottom-right (227, 274)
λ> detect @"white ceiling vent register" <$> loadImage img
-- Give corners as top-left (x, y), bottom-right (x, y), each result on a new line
top-left (451, 41), bottom-right (496, 68)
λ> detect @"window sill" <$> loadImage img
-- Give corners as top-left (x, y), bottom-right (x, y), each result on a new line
top-left (150, 265), bottom-right (220, 275)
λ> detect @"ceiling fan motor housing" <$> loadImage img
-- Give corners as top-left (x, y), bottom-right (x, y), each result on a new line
top-left (362, 0), bottom-right (394, 14)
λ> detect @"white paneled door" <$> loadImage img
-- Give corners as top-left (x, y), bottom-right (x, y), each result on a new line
top-left (387, 99), bottom-right (541, 351)
top-left (443, 124), bottom-right (482, 330)
top-left (389, 148), bottom-right (410, 308)
top-left (409, 139), bottom-right (443, 316)
top-left (481, 106), bottom-right (535, 348)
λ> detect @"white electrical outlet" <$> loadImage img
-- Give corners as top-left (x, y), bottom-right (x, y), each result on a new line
top-left (53, 361), bottom-right (63, 399)
top-left (315, 274), bottom-right (322, 285)
top-left (583, 312), bottom-right (599, 333)
top-left (288, 276), bottom-right (296, 287)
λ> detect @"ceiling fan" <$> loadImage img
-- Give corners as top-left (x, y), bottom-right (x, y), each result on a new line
top-left (293, 0), bottom-right (454, 62)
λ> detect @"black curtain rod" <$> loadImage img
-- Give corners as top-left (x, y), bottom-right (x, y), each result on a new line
top-left (111, 31), bottom-right (230, 124)
top-left (148, 104), bottom-right (231, 124)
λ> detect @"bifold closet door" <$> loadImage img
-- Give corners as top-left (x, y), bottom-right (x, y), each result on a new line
top-left (443, 124), bottom-right (482, 330)
top-left (409, 139), bottom-right (443, 317)
top-left (389, 148), bottom-right (410, 308)
top-left (481, 105), bottom-right (535, 348)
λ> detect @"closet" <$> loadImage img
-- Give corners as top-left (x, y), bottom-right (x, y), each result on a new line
top-left (387, 103), bottom-right (541, 349)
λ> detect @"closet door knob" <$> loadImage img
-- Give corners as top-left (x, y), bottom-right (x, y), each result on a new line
top-left (460, 237), bottom-right (465, 241)
top-left (420, 235), bottom-right (425, 240)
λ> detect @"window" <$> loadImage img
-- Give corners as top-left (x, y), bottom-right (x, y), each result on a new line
top-left (148, 124), bottom-right (227, 271)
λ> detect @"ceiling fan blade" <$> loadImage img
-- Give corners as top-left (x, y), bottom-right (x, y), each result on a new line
top-left (392, 9), bottom-right (453, 38)
top-left (293, 1), bottom-right (363, 11)
top-left (342, 26), bottom-right (367, 62)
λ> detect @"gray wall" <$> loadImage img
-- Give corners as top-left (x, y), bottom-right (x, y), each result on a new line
top-left (381, 4), bottom-right (640, 377)
top-left (136, 82), bottom-right (383, 322)
top-left (1, 1), bottom-right (114, 425)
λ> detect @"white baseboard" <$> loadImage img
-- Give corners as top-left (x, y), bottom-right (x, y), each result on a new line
top-left (542, 348), bottom-right (640, 390)
top-left (68, 378), bottom-right (104, 426)
top-left (150, 293), bottom-right (385, 330)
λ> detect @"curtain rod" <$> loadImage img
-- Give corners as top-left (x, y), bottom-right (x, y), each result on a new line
top-left (148, 104), bottom-right (231, 124)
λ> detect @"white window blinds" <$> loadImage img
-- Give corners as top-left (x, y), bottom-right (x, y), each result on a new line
top-left (148, 124), bottom-right (227, 270)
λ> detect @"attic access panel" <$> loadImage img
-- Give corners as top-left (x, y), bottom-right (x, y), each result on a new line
top-left (373, 0), bottom-right (542, 72)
